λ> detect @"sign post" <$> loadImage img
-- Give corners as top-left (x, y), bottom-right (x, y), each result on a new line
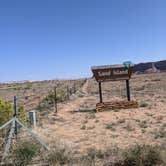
top-left (98, 82), bottom-right (103, 103)
top-left (91, 64), bottom-right (133, 102)
top-left (91, 63), bottom-right (137, 111)
top-left (126, 79), bottom-right (130, 101)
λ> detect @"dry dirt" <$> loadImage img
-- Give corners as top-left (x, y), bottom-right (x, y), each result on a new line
top-left (0, 79), bottom-right (85, 110)
top-left (33, 73), bottom-right (166, 154)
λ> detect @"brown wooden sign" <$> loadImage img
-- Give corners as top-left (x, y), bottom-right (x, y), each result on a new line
top-left (91, 65), bottom-right (133, 82)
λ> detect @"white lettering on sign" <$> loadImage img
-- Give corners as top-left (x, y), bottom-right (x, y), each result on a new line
top-left (98, 71), bottom-right (111, 77)
top-left (113, 69), bottom-right (128, 75)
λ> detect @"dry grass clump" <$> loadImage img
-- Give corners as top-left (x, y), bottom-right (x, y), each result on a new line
top-left (44, 146), bottom-right (71, 165)
top-left (105, 122), bottom-right (117, 131)
top-left (40, 140), bottom-right (73, 166)
top-left (80, 124), bottom-right (86, 130)
top-left (1, 139), bottom-right (166, 166)
top-left (104, 144), bottom-right (165, 166)
top-left (120, 145), bottom-right (162, 166)
top-left (3, 141), bottom-right (40, 166)
top-left (139, 102), bottom-right (149, 108)
top-left (153, 126), bottom-right (166, 139)
top-left (138, 120), bottom-right (148, 128)
top-left (123, 123), bottom-right (135, 132)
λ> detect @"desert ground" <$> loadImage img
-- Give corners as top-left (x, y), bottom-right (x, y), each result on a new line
top-left (34, 73), bottom-right (166, 153)
top-left (0, 72), bottom-right (166, 165)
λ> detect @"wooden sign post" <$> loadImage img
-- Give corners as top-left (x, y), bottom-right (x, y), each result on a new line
top-left (91, 64), bottom-right (138, 111)
top-left (126, 79), bottom-right (130, 101)
top-left (92, 64), bottom-right (133, 102)
top-left (98, 82), bottom-right (103, 103)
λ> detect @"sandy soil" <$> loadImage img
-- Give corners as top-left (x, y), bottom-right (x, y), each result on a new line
top-left (34, 73), bottom-right (166, 153)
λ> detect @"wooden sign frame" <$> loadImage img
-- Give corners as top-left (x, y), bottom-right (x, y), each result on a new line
top-left (91, 64), bottom-right (134, 103)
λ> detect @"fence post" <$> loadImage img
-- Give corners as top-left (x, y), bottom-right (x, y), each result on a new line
top-left (66, 86), bottom-right (70, 99)
top-left (54, 87), bottom-right (57, 113)
top-left (73, 83), bottom-right (76, 93)
top-left (29, 110), bottom-right (37, 128)
top-left (14, 96), bottom-right (18, 137)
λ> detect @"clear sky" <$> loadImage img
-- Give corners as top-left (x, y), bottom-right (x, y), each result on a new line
top-left (0, 0), bottom-right (165, 82)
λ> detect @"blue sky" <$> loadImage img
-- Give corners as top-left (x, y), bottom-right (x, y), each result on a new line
top-left (0, 0), bottom-right (165, 82)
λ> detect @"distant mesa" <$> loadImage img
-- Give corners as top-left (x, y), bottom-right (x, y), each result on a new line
top-left (133, 60), bottom-right (166, 74)
top-left (145, 62), bottom-right (160, 73)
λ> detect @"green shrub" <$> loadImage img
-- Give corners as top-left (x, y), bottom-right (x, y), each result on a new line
top-left (0, 99), bottom-right (13, 125)
top-left (0, 99), bottom-right (27, 126)
top-left (12, 141), bottom-right (39, 166)
top-left (121, 145), bottom-right (163, 166)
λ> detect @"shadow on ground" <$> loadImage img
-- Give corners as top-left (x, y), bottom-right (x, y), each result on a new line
top-left (69, 109), bottom-right (96, 114)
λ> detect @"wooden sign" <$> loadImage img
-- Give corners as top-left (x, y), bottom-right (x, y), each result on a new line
top-left (91, 65), bottom-right (133, 82)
